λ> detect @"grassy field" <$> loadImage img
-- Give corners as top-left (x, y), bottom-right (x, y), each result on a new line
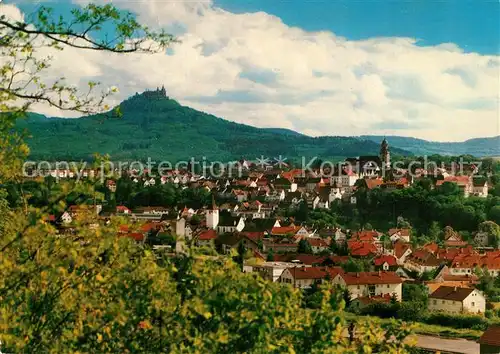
top-left (345, 313), bottom-right (483, 341)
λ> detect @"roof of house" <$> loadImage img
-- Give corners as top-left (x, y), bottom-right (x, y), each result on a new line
top-left (348, 241), bottom-right (378, 257)
top-left (436, 176), bottom-right (471, 186)
top-left (198, 229), bottom-right (218, 240)
top-left (285, 266), bottom-right (343, 280)
top-left (354, 294), bottom-right (392, 305)
top-left (364, 178), bottom-right (384, 190)
top-left (271, 226), bottom-right (301, 235)
top-left (425, 281), bottom-right (475, 294)
top-left (479, 326), bottom-right (500, 347)
top-left (429, 286), bottom-right (475, 302)
top-left (388, 228), bottom-right (411, 237)
top-left (339, 271), bottom-right (402, 285)
top-left (374, 255), bottom-right (398, 267)
top-left (394, 241), bottom-right (411, 259)
top-left (351, 230), bottom-right (380, 241)
top-left (307, 238), bottom-right (329, 247)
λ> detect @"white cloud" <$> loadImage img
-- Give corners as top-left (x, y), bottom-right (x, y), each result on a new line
top-left (2, 1), bottom-right (499, 141)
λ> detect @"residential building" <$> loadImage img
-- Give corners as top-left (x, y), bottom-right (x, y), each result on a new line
top-left (472, 179), bottom-right (488, 198)
top-left (479, 326), bottom-right (500, 354)
top-left (196, 229), bottom-right (218, 247)
top-left (428, 286), bottom-right (485, 314)
top-left (217, 216), bottom-right (245, 234)
top-left (249, 261), bottom-right (310, 282)
top-left (332, 271), bottom-right (403, 301)
top-left (388, 228), bottom-right (411, 243)
top-left (278, 266), bottom-right (343, 289)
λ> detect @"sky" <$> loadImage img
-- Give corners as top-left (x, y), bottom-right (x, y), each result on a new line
top-left (3, 0), bottom-right (500, 141)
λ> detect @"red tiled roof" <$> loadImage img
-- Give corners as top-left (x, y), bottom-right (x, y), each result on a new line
top-left (348, 241), bottom-right (378, 257)
top-left (140, 222), bottom-right (160, 232)
top-left (423, 242), bottom-right (439, 254)
top-left (241, 231), bottom-right (265, 241)
top-left (451, 252), bottom-right (500, 270)
top-left (436, 176), bottom-right (471, 186)
top-left (339, 271), bottom-right (402, 285)
top-left (429, 286), bottom-right (474, 301)
top-left (388, 228), bottom-right (410, 237)
top-left (198, 229), bottom-right (217, 240)
top-left (307, 238), bottom-right (329, 247)
top-left (272, 226), bottom-right (301, 235)
top-left (374, 255), bottom-right (398, 267)
top-left (365, 178), bottom-right (384, 190)
top-left (351, 230), bottom-right (380, 241)
top-left (394, 241), bottom-right (411, 259)
top-left (329, 255), bottom-right (350, 264)
top-left (286, 266), bottom-right (343, 280)
top-left (119, 225), bottom-right (129, 233)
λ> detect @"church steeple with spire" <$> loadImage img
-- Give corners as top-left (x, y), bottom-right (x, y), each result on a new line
top-left (380, 138), bottom-right (390, 169)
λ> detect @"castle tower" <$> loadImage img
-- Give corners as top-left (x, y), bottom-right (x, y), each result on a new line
top-left (206, 195), bottom-right (219, 229)
top-left (380, 138), bottom-right (390, 169)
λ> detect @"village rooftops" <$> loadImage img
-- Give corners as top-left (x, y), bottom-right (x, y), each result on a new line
top-left (429, 286), bottom-right (475, 302)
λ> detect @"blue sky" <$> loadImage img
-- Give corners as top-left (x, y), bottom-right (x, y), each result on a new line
top-left (13, 0), bottom-right (499, 55)
top-left (215, 0), bottom-right (499, 55)
top-left (4, 0), bottom-right (499, 140)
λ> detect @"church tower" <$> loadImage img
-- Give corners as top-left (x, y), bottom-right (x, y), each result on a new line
top-left (380, 138), bottom-right (390, 169)
top-left (206, 195), bottom-right (219, 229)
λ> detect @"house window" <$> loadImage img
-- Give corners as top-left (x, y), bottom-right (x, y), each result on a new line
top-left (357, 285), bottom-right (360, 289)
top-left (433, 300), bottom-right (437, 305)
top-left (442, 301), bottom-right (445, 304)
top-left (387, 285), bottom-right (390, 289)
top-left (472, 302), bottom-right (475, 307)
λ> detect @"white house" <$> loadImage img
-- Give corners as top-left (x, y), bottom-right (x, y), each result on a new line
top-left (475, 231), bottom-right (490, 246)
top-left (217, 216), bottom-right (245, 234)
top-left (428, 286), bottom-right (485, 314)
top-left (278, 267), bottom-right (342, 289)
top-left (472, 180), bottom-right (488, 198)
top-left (196, 229), bottom-right (218, 247)
top-left (388, 228), bottom-right (411, 243)
top-left (331, 170), bottom-right (359, 189)
top-left (332, 271), bottom-right (403, 301)
top-left (248, 262), bottom-right (310, 282)
top-left (60, 211), bottom-right (72, 224)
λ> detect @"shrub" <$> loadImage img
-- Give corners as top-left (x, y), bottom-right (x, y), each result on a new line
top-left (398, 302), bottom-right (426, 322)
top-left (361, 302), bottom-right (399, 319)
top-left (423, 312), bottom-right (490, 330)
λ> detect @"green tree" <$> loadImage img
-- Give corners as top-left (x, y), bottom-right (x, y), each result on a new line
top-left (297, 239), bottom-right (313, 254)
top-left (266, 249), bottom-right (274, 261)
top-left (0, 5), bottom-right (415, 353)
top-left (478, 221), bottom-right (500, 247)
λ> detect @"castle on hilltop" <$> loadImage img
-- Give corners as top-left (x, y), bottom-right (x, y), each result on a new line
top-left (143, 85), bottom-right (167, 100)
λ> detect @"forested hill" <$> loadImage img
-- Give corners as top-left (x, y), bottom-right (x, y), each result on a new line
top-left (362, 135), bottom-right (500, 157)
top-left (18, 91), bottom-right (410, 162)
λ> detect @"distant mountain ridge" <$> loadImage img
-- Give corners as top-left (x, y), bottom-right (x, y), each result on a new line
top-left (361, 135), bottom-right (500, 157)
top-left (18, 91), bottom-right (409, 162)
top-left (17, 89), bottom-right (497, 161)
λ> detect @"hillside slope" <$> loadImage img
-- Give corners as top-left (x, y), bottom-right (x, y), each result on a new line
top-left (362, 135), bottom-right (500, 157)
top-left (18, 92), bottom-right (410, 162)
